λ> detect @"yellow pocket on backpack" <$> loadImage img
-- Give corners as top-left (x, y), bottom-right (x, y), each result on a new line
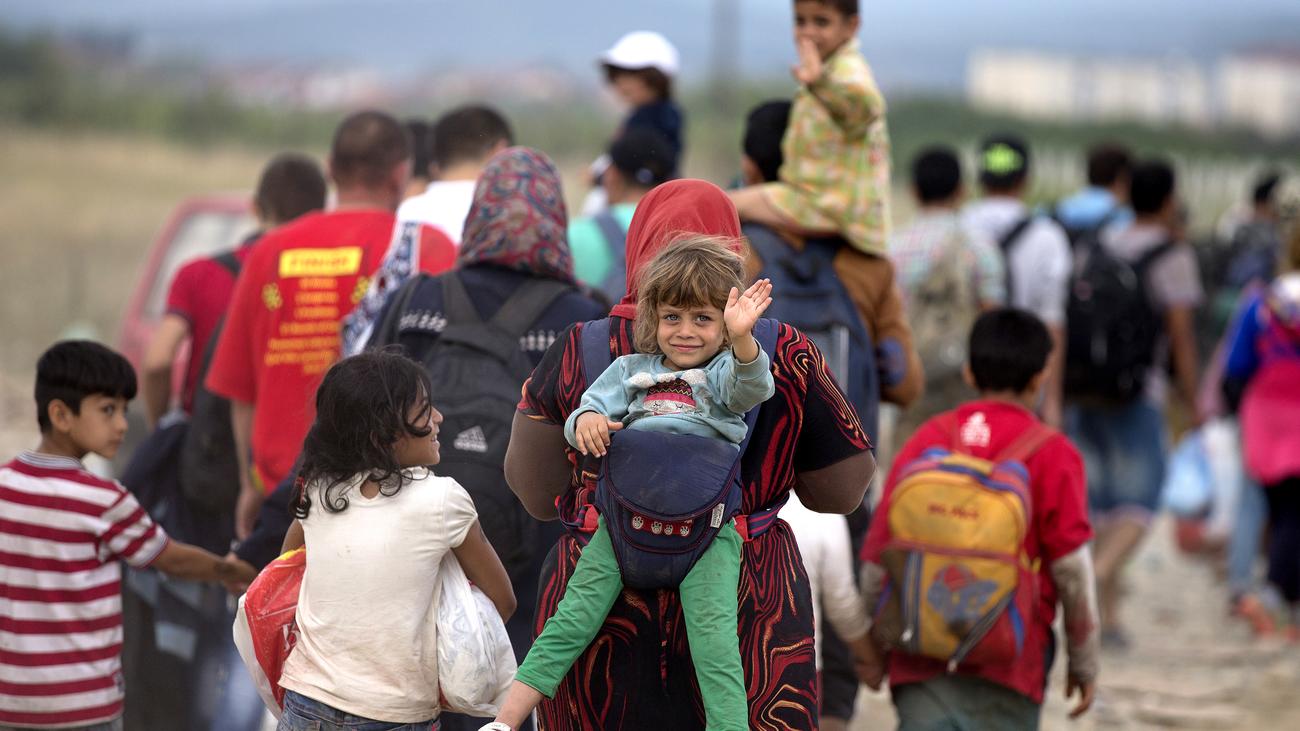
top-left (873, 442), bottom-right (1043, 672)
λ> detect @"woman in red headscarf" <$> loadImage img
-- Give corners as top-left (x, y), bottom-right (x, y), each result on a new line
top-left (504, 179), bottom-right (874, 731)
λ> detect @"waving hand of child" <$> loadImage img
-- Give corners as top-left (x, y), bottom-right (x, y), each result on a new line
top-left (725, 278), bottom-right (774, 365)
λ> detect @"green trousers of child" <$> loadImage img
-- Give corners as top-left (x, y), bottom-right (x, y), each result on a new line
top-left (514, 516), bottom-right (748, 731)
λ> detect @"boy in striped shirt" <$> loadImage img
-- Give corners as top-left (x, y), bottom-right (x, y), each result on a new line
top-left (1, 341), bottom-right (257, 730)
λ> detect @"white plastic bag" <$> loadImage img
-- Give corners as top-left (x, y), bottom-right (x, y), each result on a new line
top-left (1162, 429), bottom-right (1212, 517)
top-left (1202, 418), bottom-right (1247, 543)
top-left (435, 552), bottom-right (516, 716)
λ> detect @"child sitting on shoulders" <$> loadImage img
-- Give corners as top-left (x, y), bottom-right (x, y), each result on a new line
top-left (729, 0), bottom-right (891, 258)
top-left (483, 237), bottom-right (775, 731)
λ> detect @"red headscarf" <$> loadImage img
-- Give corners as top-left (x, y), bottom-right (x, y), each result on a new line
top-left (610, 179), bottom-right (743, 320)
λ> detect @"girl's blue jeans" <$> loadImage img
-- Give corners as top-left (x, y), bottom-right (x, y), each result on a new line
top-left (277, 691), bottom-right (438, 731)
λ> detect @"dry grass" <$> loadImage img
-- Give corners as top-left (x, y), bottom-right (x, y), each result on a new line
top-left (0, 125), bottom-right (275, 376)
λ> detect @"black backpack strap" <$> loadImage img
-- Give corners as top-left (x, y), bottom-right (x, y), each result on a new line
top-left (998, 216), bottom-right (1034, 298)
top-left (440, 273), bottom-right (571, 363)
top-left (1134, 239), bottom-right (1178, 277)
top-left (213, 250), bottom-right (242, 277)
top-left (998, 216), bottom-right (1034, 256)
top-left (579, 318), bottom-right (613, 389)
top-left (488, 278), bottom-right (573, 339)
top-left (370, 274), bottom-right (426, 348)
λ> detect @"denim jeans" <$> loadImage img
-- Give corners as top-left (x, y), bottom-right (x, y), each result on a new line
top-left (1227, 478), bottom-right (1268, 598)
top-left (1066, 400), bottom-right (1168, 518)
top-left (277, 691), bottom-right (437, 731)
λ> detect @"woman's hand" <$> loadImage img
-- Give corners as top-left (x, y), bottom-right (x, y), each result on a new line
top-left (724, 279), bottom-right (774, 343)
top-left (573, 411), bottom-right (623, 458)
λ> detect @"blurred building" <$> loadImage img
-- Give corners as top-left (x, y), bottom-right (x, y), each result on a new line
top-left (969, 48), bottom-right (1300, 138)
top-left (1219, 50), bottom-right (1300, 138)
top-left (967, 49), bottom-right (1211, 128)
top-left (219, 64), bottom-right (390, 109)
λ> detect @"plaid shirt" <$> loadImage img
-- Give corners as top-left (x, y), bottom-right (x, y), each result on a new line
top-left (770, 39), bottom-right (892, 257)
top-left (890, 209), bottom-right (1005, 308)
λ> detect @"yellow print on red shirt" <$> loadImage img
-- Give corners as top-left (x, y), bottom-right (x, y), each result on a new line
top-left (279, 247), bottom-right (363, 278)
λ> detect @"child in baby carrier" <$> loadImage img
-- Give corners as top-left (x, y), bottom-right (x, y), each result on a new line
top-left (482, 237), bottom-right (776, 731)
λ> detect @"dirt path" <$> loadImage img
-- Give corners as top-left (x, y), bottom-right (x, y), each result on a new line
top-left (851, 517), bottom-right (1300, 730)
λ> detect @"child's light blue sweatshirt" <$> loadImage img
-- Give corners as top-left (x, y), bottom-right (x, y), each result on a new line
top-left (564, 347), bottom-right (774, 447)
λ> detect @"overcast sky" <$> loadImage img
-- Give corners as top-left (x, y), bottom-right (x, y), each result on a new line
top-left (6, 0), bottom-right (1299, 90)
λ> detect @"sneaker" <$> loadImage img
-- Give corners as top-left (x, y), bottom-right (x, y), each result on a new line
top-left (1233, 594), bottom-right (1277, 637)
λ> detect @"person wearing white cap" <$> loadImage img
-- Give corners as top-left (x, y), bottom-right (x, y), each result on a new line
top-left (582, 31), bottom-right (684, 216)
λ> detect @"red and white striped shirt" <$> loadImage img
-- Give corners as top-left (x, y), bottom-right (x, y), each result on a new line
top-left (0, 452), bottom-right (169, 729)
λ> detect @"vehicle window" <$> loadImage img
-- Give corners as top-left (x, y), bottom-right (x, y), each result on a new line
top-left (143, 211), bottom-right (256, 320)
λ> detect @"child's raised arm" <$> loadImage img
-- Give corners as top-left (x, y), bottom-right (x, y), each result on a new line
top-left (718, 280), bottom-right (776, 414)
top-left (795, 37), bottom-right (885, 139)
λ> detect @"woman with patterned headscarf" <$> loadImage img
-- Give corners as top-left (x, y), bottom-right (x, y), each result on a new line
top-left (503, 179), bottom-right (876, 731)
top-left (368, 147), bottom-right (606, 730)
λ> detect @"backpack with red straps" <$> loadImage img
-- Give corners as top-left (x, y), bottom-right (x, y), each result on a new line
top-left (871, 414), bottom-right (1054, 671)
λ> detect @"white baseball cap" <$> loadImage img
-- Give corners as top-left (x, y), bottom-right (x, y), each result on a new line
top-left (599, 31), bottom-right (680, 77)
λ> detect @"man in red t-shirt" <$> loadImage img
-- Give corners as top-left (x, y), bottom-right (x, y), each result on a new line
top-left (860, 309), bottom-right (1100, 729)
top-left (206, 110), bottom-right (456, 537)
top-left (141, 153), bottom-right (328, 427)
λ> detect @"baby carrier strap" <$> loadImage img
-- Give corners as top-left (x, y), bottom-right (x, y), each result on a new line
top-left (567, 317), bottom-right (783, 543)
top-left (579, 317), bottom-right (614, 390)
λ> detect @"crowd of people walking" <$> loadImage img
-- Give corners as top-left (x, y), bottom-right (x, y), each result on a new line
top-left (2, 1), bottom-right (1297, 730)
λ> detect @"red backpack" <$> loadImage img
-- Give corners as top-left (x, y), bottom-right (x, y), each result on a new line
top-left (1241, 297), bottom-right (1300, 485)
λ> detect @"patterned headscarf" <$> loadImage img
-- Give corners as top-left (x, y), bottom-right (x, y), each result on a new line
top-left (610, 179), bottom-right (743, 320)
top-left (457, 147), bottom-right (575, 283)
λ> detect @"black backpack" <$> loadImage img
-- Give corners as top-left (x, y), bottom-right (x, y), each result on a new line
top-left (744, 224), bottom-right (880, 445)
top-left (398, 272), bottom-right (570, 585)
top-left (1064, 237), bottom-right (1176, 404)
top-left (179, 252), bottom-right (243, 514)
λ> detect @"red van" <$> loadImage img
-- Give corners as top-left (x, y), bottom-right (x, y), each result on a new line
top-left (113, 194), bottom-right (255, 466)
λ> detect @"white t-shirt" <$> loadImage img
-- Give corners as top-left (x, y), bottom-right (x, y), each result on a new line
top-left (279, 468), bottom-right (477, 722)
top-left (779, 494), bottom-right (869, 669)
top-left (963, 197), bottom-right (1072, 326)
top-left (397, 179), bottom-right (478, 245)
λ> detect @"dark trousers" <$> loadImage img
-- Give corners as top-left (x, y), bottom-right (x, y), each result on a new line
top-left (1265, 479), bottom-right (1300, 603)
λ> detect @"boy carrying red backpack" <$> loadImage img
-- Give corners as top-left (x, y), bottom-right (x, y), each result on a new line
top-left (859, 309), bottom-right (1100, 729)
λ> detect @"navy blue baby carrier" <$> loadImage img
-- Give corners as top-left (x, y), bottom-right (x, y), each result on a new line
top-left (745, 225), bottom-right (880, 445)
top-left (569, 317), bottom-right (784, 590)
